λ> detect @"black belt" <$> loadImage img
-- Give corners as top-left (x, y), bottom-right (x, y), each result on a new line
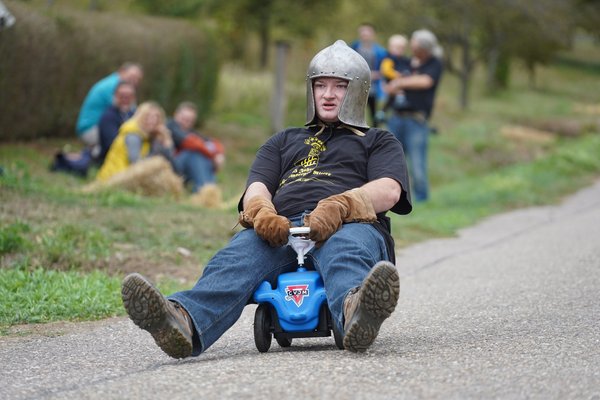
top-left (394, 110), bottom-right (426, 123)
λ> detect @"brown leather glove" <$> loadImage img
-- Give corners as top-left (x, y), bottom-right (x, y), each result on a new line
top-left (304, 188), bottom-right (377, 244)
top-left (239, 196), bottom-right (290, 247)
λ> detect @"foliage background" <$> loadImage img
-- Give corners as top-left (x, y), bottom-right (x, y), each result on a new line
top-left (0, 1), bottom-right (219, 140)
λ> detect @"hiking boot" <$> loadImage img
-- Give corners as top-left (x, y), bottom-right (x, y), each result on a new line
top-left (343, 261), bottom-right (400, 352)
top-left (121, 273), bottom-right (194, 359)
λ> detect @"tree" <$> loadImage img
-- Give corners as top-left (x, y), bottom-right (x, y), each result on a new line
top-left (497, 1), bottom-right (571, 88)
top-left (418, 0), bottom-right (481, 109)
top-left (381, 0), bottom-right (575, 107)
top-left (573, 0), bottom-right (600, 39)
top-left (205, 0), bottom-right (340, 68)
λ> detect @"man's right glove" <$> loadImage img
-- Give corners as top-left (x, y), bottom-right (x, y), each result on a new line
top-left (239, 196), bottom-right (290, 247)
top-left (304, 188), bottom-right (377, 245)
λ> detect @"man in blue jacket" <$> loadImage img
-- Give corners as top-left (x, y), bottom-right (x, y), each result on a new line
top-left (76, 62), bottom-right (143, 158)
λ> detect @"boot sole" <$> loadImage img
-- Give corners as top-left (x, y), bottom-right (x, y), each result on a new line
top-left (121, 273), bottom-right (193, 359)
top-left (343, 261), bottom-right (400, 353)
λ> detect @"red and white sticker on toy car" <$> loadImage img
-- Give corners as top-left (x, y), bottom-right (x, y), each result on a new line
top-left (285, 285), bottom-right (309, 307)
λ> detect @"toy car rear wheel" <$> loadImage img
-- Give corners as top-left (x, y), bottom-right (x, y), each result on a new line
top-left (275, 336), bottom-right (292, 348)
top-left (254, 304), bottom-right (272, 353)
top-left (332, 320), bottom-right (345, 350)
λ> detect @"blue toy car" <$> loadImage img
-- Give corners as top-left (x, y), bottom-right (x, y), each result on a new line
top-left (252, 227), bottom-right (344, 352)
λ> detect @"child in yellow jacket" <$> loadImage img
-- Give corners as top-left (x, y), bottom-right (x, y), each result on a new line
top-left (380, 35), bottom-right (412, 116)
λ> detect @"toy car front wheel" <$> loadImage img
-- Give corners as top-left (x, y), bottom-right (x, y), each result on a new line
top-left (275, 336), bottom-right (292, 348)
top-left (254, 304), bottom-right (272, 353)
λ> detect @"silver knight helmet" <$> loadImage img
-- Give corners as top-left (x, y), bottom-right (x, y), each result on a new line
top-left (305, 40), bottom-right (371, 129)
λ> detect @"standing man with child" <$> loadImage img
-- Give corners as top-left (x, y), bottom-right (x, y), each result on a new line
top-left (385, 29), bottom-right (443, 203)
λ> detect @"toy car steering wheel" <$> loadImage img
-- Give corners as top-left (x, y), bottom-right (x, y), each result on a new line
top-left (288, 227), bottom-right (314, 266)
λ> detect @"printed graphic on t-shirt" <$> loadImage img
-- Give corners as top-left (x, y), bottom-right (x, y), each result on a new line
top-left (279, 136), bottom-right (332, 188)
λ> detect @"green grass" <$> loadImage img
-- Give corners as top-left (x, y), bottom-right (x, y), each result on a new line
top-left (0, 264), bottom-right (183, 325)
top-left (391, 133), bottom-right (600, 245)
top-left (2, 41), bottom-right (600, 330)
top-left (0, 268), bottom-right (123, 325)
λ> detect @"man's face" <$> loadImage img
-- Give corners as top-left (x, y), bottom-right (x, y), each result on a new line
top-left (313, 77), bottom-right (348, 124)
top-left (114, 85), bottom-right (136, 110)
top-left (358, 25), bottom-right (375, 43)
top-left (123, 67), bottom-right (143, 87)
top-left (174, 107), bottom-right (197, 132)
top-left (411, 39), bottom-right (429, 61)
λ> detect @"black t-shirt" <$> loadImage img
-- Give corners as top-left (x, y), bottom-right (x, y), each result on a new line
top-left (398, 56), bottom-right (443, 119)
top-left (240, 125), bottom-right (412, 218)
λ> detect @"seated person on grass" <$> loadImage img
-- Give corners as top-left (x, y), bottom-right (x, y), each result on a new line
top-left (167, 102), bottom-right (225, 194)
top-left (96, 101), bottom-right (173, 182)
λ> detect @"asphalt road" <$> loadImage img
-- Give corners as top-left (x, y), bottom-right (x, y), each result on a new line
top-left (2, 180), bottom-right (599, 400)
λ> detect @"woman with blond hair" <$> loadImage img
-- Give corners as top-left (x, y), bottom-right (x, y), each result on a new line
top-left (96, 101), bottom-right (174, 182)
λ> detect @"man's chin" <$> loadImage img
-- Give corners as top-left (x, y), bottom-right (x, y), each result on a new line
top-left (317, 114), bottom-right (339, 124)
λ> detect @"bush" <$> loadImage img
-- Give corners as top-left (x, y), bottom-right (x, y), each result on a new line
top-left (0, 1), bottom-right (220, 140)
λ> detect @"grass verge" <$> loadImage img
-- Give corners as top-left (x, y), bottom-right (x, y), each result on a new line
top-left (391, 133), bottom-right (600, 244)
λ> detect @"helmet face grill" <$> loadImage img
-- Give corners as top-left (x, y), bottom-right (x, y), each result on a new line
top-left (306, 40), bottom-right (371, 129)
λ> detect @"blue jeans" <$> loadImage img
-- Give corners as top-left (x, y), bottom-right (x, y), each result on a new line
top-left (168, 220), bottom-right (390, 355)
top-left (387, 114), bottom-right (430, 202)
top-left (173, 150), bottom-right (215, 193)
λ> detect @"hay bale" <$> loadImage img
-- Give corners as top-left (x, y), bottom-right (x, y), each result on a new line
top-left (188, 183), bottom-right (223, 209)
top-left (83, 156), bottom-right (184, 197)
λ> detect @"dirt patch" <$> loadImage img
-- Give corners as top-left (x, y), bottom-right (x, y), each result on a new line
top-left (516, 118), bottom-right (600, 138)
top-left (501, 125), bottom-right (557, 144)
top-left (573, 102), bottom-right (600, 116)
top-left (106, 251), bottom-right (202, 286)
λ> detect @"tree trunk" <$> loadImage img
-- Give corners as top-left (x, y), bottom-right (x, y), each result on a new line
top-left (486, 46), bottom-right (499, 92)
top-left (270, 41), bottom-right (289, 133)
top-left (257, 0), bottom-right (272, 68)
top-left (259, 23), bottom-right (269, 68)
top-left (459, 40), bottom-right (472, 110)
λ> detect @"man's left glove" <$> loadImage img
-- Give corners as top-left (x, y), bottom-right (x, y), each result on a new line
top-left (239, 196), bottom-right (290, 247)
top-left (304, 188), bottom-right (377, 244)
